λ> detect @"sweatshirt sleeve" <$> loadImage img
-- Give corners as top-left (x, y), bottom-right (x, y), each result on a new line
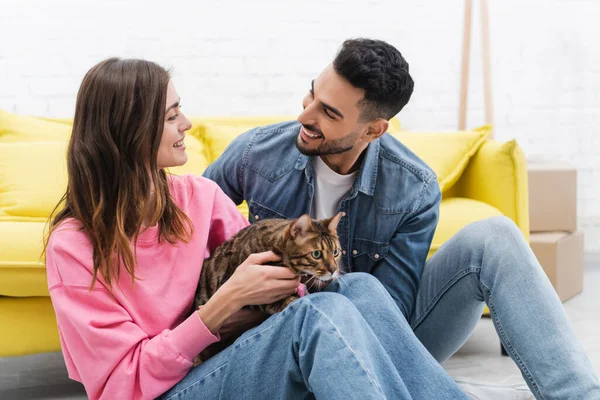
top-left (46, 237), bottom-right (220, 400)
top-left (206, 180), bottom-right (251, 253)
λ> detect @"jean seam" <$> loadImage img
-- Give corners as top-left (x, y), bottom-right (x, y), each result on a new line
top-left (163, 363), bottom-right (228, 400)
top-left (410, 266), bottom-right (480, 330)
top-left (482, 229), bottom-right (547, 399)
top-left (307, 299), bottom-right (387, 400)
top-left (507, 225), bottom-right (547, 399)
top-left (483, 282), bottom-right (543, 399)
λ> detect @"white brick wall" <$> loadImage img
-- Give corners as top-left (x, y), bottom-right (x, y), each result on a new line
top-left (1, 0), bottom-right (599, 250)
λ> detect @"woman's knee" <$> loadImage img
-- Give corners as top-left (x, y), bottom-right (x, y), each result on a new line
top-left (291, 292), bottom-right (361, 322)
top-left (305, 291), bottom-right (353, 308)
top-left (335, 272), bottom-right (388, 297)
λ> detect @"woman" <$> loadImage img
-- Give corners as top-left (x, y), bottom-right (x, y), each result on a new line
top-left (44, 58), bottom-right (469, 399)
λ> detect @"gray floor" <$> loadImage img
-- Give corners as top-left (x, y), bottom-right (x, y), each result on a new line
top-left (1, 256), bottom-right (599, 399)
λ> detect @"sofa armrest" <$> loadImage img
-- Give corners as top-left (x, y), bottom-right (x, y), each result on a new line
top-left (447, 139), bottom-right (530, 241)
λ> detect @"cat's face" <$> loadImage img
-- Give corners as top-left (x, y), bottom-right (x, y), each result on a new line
top-left (283, 213), bottom-right (343, 291)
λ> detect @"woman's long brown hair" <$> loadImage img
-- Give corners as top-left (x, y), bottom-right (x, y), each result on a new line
top-left (44, 58), bottom-right (193, 289)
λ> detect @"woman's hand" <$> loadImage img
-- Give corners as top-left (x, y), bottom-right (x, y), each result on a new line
top-left (223, 251), bottom-right (301, 309)
top-left (197, 251), bottom-right (299, 334)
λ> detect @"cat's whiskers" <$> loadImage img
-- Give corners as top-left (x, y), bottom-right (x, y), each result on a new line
top-left (306, 275), bottom-right (319, 293)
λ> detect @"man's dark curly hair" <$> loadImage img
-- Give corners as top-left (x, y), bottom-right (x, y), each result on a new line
top-left (333, 38), bottom-right (414, 121)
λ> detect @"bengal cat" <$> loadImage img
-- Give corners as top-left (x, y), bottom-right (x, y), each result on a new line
top-left (193, 212), bottom-right (343, 364)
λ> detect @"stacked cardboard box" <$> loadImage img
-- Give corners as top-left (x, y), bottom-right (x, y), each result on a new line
top-left (528, 161), bottom-right (583, 301)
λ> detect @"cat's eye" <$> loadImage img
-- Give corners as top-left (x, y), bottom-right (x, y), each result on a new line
top-left (333, 249), bottom-right (340, 257)
top-left (311, 250), bottom-right (322, 259)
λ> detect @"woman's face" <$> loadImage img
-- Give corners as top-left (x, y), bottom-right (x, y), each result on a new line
top-left (157, 80), bottom-right (192, 169)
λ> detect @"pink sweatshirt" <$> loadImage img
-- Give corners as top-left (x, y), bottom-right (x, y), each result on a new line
top-left (45, 175), bottom-right (250, 400)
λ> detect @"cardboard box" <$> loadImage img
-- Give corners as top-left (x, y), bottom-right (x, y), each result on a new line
top-left (528, 162), bottom-right (577, 232)
top-left (529, 231), bottom-right (584, 302)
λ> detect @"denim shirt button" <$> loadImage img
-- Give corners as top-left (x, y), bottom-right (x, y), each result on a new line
top-left (342, 250), bottom-right (347, 255)
top-left (352, 249), bottom-right (358, 255)
top-left (341, 212), bottom-right (346, 217)
top-left (255, 215), bottom-right (260, 220)
top-left (374, 254), bottom-right (380, 259)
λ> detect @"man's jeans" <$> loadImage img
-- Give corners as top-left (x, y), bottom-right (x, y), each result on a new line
top-left (162, 217), bottom-right (600, 399)
top-left (412, 216), bottom-right (600, 399)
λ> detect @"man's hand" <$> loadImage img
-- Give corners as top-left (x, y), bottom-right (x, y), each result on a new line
top-left (218, 308), bottom-right (268, 340)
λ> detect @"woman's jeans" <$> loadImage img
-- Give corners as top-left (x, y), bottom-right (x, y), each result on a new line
top-left (161, 273), bottom-right (468, 399)
top-left (161, 216), bottom-right (600, 400)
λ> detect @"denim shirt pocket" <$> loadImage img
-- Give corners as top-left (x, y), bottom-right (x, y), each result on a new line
top-left (350, 239), bottom-right (390, 272)
top-left (248, 200), bottom-right (288, 224)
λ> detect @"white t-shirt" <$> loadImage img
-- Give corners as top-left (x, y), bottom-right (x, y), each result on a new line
top-left (310, 156), bottom-right (355, 271)
top-left (310, 156), bottom-right (355, 221)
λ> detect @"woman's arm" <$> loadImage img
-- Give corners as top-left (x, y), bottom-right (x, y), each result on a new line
top-left (196, 283), bottom-right (239, 333)
top-left (48, 227), bottom-right (297, 400)
top-left (48, 280), bottom-right (220, 400)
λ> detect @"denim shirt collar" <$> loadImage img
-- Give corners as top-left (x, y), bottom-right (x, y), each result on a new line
top-left (294, 138), bottom-right (380, 197)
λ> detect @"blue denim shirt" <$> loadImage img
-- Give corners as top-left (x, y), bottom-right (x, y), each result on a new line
top-left (203, 121), bottom-right (441, 319)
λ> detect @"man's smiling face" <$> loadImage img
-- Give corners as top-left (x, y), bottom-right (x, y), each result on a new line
top-left (296, 64), bottom-right (368, 156)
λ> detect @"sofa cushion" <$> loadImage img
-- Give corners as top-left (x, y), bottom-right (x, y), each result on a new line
top-left (0, 142), bottom-right (68, 220)
top-left (450, 139), bottom-right (529, 240)
top-left (0, 221), bottom-right (48, 297)
top-left (0, 109), bottom-right (71, 142)
top-left (390, 125), bottom-right (491, 193)
top-left (428, 197), bottom-right (504, 259)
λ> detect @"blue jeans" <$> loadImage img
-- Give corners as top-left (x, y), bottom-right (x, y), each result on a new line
top-left (162, 216), bottom-right (600, 399)
top-left (160, 273), bottom-right (469, 399)
top-left (412, 216), bottom-right (600, 399)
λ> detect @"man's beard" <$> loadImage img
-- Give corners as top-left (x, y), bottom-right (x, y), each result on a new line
top-left (296, 125), bottom-right (359, 156)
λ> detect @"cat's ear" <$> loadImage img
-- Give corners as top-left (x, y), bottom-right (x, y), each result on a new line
top-left (327, 212), bottom-right (343, 234)
top-left (290, 215), bottom-right (312, 238)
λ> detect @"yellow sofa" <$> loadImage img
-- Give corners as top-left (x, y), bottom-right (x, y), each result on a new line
top-left (0, 109), bottom-right (529, 357)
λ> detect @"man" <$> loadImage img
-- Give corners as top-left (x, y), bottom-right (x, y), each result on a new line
top-left (203, 38), bottom-right (600, 399)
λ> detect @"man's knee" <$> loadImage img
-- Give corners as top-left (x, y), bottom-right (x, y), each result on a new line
top-left (456, 216), bottom-right (522, 247)
top-left (481, 215), bottom-right (521, 235)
